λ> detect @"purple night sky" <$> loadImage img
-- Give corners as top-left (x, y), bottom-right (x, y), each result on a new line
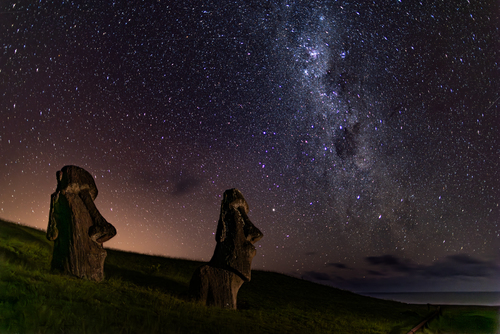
top-left (1, 0), bottom-right (499, 293)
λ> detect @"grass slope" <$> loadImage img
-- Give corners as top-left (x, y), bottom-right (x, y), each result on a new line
top-left (0, 219), bottom-right (497, 333)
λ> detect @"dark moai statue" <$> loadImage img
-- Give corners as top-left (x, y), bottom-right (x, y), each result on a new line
top-left (46, 165), bottom-right (116, 281)
top-left (189, 188), bottom-right (263, 309)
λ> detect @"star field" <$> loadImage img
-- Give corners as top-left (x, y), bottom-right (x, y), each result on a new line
top-left (1, 0), bottom-right (499, 292)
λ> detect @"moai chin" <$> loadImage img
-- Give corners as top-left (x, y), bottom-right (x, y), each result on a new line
top-left (46, 165), bottom-right (116, 281)
top-left (189, 188), bottom-right (263, 309)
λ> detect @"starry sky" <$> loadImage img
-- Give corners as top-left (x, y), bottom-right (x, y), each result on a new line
top-left (1, 0), bottom-right (499, 293)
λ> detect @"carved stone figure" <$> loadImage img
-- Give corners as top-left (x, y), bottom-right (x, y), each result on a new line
top-left (190, 188), bottom-right (263, 309)
top-left (46, 165), bottom-right (116, 281)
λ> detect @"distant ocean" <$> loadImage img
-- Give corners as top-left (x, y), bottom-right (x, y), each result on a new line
top-left (360, 292), bottom-right (500, 306)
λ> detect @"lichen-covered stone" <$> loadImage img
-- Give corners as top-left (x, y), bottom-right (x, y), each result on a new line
top-left (190, 188), bottom-right (263, 308)
top-left (46, 165), bottom-right (116, 281)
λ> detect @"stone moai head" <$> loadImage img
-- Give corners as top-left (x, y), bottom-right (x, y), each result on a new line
top-left (46, 165), bottom-right (116, 281)
top-left (56, 165), bottom-right (98, 199)
top-left (211, 188), bottom-right (263, 281)
top-left (48, 165), bottom-right (116, 244)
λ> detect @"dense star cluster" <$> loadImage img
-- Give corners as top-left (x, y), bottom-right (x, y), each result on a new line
top-left (1, 0), bottom-right (499, 292)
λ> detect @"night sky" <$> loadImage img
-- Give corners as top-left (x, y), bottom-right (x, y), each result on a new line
top-left (1, 0), bottom-right (499, 293)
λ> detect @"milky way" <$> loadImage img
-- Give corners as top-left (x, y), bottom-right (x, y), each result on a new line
top-left (1, 0), bottom-right (499, 292)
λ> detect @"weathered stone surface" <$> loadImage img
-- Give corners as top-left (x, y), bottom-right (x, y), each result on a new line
top-left (189, 265), bottom-right (245, 309)
top-left (190, 188), bottom-right (263, 309)
top-left (46, 165), bottom-right (116, 281)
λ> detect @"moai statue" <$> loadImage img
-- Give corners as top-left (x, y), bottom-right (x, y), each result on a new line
top-left (46, 165), bottom-right (116, 281)
top-left (189, 188), bottom-right (263, 309)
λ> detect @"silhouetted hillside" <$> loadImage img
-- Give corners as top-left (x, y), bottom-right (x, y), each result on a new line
top-left (0, 219), bottom-right (496, 333)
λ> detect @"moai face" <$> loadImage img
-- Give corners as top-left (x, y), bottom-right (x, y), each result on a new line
top-left (46, 165), bottom-right (115, 281)
top-left (47, 165), bottom-right (116, 244)
top-left (212, 188), bottom-right (263, 281)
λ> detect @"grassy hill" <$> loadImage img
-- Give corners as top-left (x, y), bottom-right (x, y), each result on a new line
top-left (0, 219), bottom-right (497, 334)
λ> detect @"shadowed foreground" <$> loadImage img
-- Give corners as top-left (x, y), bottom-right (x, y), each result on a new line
top-left (0, 218), bottom-right (497, 333)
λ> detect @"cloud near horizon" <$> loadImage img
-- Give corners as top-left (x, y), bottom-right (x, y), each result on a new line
top-left (365, 255), bottom-right (413, 273)
top-left (328, 263), bottom-right (350, 270)
top-left (303, 254), bottom-right (500, 292)
top-left (364, 254), bottom-right (499, 279)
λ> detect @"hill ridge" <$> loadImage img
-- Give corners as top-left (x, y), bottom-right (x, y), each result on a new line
top-left (1, 218), bottom-right (496, 333)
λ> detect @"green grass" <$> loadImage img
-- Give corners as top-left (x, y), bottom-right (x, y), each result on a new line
top-left (0, 218), bottom-right (498, 333)
top-left (422, 306), bottom-right (498, 334)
